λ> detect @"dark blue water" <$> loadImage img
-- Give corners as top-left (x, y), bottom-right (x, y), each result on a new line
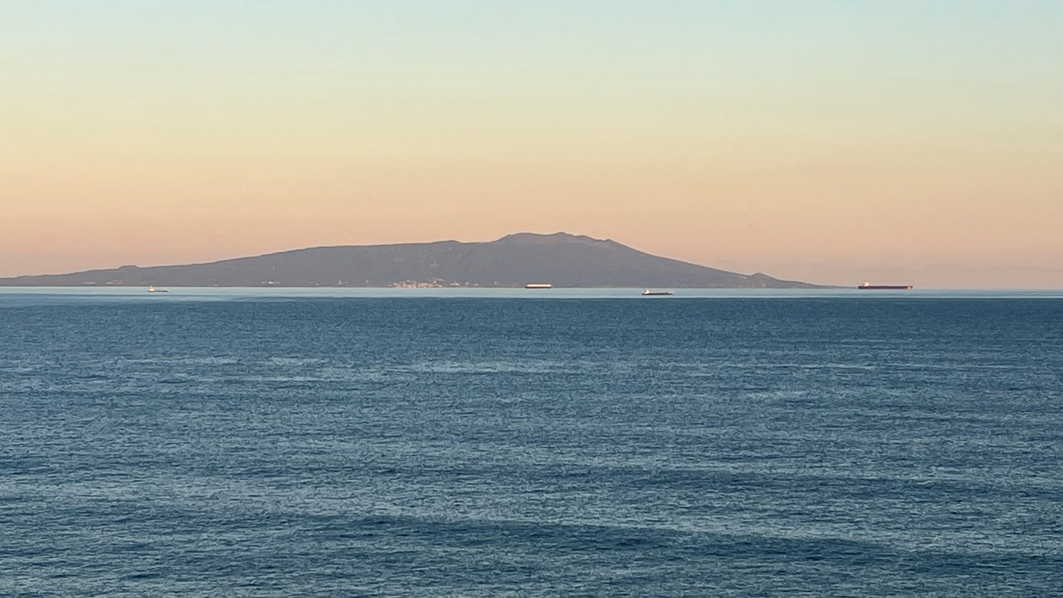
top-left (2, 294), bottom-right (1062, 596)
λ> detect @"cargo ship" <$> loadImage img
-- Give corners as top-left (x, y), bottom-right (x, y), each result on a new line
top-left (858, 282), bottom-right (912, 290)
top-left (641, 289), bottom-right (673, 296)
top-left (524, 283), bottom-right (553, 289)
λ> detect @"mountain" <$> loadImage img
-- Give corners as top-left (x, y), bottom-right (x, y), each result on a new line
top-left (0, 232), bottom-right (821, 288)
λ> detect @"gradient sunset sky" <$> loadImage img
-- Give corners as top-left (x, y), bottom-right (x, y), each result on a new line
top-left (2, 1), bottom-right (1061, 287)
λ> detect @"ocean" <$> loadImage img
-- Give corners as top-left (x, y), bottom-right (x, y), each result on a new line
top-left (2, 289), bottom-right (1061, 596)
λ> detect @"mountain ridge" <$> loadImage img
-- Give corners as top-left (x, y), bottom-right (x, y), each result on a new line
top-left (0, 232), bottom-right (823, 288)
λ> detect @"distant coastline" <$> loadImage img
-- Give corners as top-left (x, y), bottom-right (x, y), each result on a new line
top-left (0, 232), bottom-right (826, 289)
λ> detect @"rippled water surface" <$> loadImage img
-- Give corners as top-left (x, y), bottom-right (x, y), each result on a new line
top-left (2, 291), bottom-right (1062, 596)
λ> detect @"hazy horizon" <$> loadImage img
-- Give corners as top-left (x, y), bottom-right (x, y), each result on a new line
top-left (5, 231), bottom-right (1063, 290)
top-left (3, 2), bottom-right (1061, 288)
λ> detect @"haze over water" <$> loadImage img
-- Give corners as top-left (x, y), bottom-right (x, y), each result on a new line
top-left (2, 290), bottom-right (1061, 595)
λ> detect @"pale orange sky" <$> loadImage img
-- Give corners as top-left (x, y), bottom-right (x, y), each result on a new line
top-left (2, 2), bottom-right (1061, 287)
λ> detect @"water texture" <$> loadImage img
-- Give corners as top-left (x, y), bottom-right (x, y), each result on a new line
top-left (1, 295), bottom-right (1061, 596)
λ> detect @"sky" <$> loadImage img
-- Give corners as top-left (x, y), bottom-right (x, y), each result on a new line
top-left (2, 1), bottom-right (1061, 287)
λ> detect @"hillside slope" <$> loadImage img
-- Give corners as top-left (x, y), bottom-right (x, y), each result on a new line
top-left (0, 232), bottom-right (820, 288)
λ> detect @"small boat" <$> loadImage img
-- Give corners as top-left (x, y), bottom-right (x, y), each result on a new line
top-left (642, 289), bottom-right (673, 296)
top-left (524, 283), bottom-right (553, 289)
top-left (147, 286), bottom-right (169, 293)
top-left (858, 282), bottom-right (912, 290)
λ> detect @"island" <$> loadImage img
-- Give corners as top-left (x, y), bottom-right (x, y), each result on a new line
top-left (0, 232), bottom-right (823, 289)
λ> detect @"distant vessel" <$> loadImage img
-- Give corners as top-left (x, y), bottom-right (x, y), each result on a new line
top-left (642, 289), bottom-right (673, 296)
top-left (858, 282), bottom-right (912, 290)
top-left (147, 286), bottom-right (169, 293)
top-left (524, 283), bottom-right (553, 289)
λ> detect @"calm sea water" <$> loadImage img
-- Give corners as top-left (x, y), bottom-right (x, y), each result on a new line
top-left (2, 290), bottom-right (1062, 596)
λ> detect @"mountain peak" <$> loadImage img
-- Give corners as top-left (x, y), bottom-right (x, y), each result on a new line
top-left (494, 232), bottom-right (603, 245)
